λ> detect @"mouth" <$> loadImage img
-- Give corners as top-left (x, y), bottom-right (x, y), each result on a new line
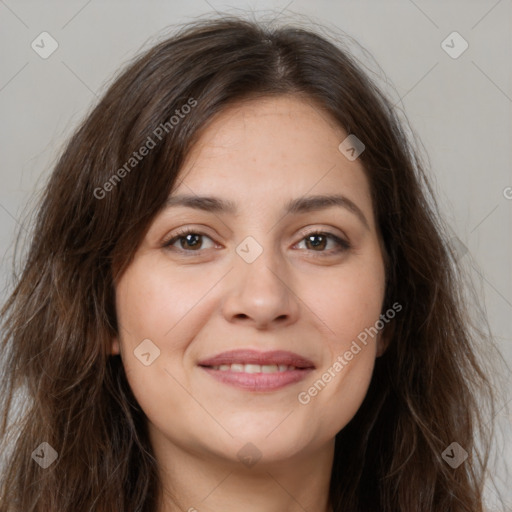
top-left (198, 349), bottom-right (315, 391)
top-left (206, 363), bottom-right (301, 372)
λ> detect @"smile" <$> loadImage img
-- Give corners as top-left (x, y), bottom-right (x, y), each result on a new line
top-left (198, 349), bottom-right (315, 391)
top-left (209, 363), bottom-right (298, 372)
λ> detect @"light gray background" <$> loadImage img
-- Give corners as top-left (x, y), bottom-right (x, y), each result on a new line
top-left (1, 0), bottom-right (511, 508)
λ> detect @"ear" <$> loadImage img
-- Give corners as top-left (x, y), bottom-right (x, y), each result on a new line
top-left (111, 337), bottom-right (121, 356)
top-left (376, 322), bottom-right (394, 357)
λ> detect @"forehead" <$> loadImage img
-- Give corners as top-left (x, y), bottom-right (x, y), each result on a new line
top-left (187, 95), bottom-right (346, 158)
top-left (171, 95), bottom-right (374, 225)
top-left (179, 95), bottom-right (360, 173)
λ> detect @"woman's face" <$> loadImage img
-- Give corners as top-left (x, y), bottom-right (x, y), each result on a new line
top-left (113, 95), bottom-right (387, 465)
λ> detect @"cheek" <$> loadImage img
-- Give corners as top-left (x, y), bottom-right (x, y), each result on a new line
top-left (115, 258), bottom-right (213, 347)
top-left (114, 259), bottom-right (218, 436)
top-left (301, 255), bottom-right (386, 352)
top-left (114, 264), bottom-right (175, 402)
top-left (299, 345), bottom-right (376, 442)
top-left (331, 352), bottom-right (376, 428)
top-left (294, 252), bottom-right (384, 435)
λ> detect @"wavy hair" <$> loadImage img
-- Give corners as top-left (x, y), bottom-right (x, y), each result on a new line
top-left (0, 13), bottom-right (502, 512)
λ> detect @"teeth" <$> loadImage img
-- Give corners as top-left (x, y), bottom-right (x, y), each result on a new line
top-left (245, 364), bottom-right (260, 374)
top-left (209, 363), bottom-right (297, 373)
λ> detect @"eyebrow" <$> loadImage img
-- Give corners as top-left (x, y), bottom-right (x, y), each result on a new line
top-left (164, 193), bottom-right (370, 230)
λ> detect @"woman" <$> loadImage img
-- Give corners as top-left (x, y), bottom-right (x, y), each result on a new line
top-left (0, 14), bottom-right (501, 512)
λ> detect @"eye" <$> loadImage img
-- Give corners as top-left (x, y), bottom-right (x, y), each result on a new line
top-left (294, 230), bottom-right (350, 254)
top-left (162, 229), bottom-right (216, 252)
top-left (162, 228), bottom-right (351, 255)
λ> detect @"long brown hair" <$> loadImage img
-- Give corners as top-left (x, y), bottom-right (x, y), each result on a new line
top-left (0, 13), bottom-right (503, 512)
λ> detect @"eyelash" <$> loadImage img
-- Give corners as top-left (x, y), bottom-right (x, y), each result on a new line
top-left (162, 227), bottom-right (351, 256)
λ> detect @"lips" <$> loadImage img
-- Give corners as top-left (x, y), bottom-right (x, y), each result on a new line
top-left (198, 349), bottom-right (315, 369)
top-left (198, 349), bottom-right (315, 391)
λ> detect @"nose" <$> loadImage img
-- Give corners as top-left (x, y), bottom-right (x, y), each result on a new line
top-left (221, 248), bottom-right (300, 330)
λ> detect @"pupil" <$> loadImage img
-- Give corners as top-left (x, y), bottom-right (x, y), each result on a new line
top-left (307, 234), bottom-right (326, 250)
top-left (183, 234), bottom-right (201, 249)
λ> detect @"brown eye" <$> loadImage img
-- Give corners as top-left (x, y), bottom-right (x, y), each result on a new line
top-left (179, 233), bottom-right (202, 250)
top-left (304, 233), bottom-right (328, 251)
top-left (296, 231), bottom-right (350, 253)
top-left (163, 230), bottom-right (216, 252)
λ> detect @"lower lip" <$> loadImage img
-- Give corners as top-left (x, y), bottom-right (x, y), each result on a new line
top-left (200, 367), bottom-right (313, 391)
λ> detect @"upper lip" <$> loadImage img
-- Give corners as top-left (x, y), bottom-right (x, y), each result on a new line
top-left (198, 349), bottom-right (315, 369)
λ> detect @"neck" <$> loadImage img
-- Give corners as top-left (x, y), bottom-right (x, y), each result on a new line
top-left (152, 436), bottom-right (335, 512)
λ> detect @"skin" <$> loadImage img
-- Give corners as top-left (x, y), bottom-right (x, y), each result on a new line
top-left (112, 95), bottom-right (389, 512)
